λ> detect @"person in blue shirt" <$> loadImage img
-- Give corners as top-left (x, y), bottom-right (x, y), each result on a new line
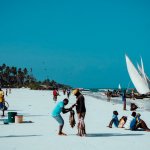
top-left (124, 112), bottom-right (136, 130)
top-left (107, 111), bottom-right (119, 128)
top-left (52, 98), bottom-right (73, 135)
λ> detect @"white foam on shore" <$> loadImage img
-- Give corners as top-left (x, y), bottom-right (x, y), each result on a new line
top-left (0, 89), bottom-right (150, 150)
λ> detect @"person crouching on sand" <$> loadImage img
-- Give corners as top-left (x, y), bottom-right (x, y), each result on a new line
top-left (51, 98), bottom-right (72, 135)
top-left (72, 89), bottom-right (86, 136)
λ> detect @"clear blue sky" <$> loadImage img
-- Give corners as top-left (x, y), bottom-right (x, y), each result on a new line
top-left (0, 0), bottom-right (150, 88)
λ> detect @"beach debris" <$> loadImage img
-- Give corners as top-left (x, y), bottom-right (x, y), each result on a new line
top-left (130, 103), bottom-right (138, 111)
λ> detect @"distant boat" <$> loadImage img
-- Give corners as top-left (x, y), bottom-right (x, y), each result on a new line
top-left (125, 55), bottom-right (150, 94)
top-left (118, 84), bottom-right (121, 90)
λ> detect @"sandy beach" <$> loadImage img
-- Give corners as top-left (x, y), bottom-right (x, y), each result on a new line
top-left (0, 88), bottom-right (150, 150)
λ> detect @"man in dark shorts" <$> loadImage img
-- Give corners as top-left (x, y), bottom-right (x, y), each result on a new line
top-left (72, 89), bottom-right (86, 136)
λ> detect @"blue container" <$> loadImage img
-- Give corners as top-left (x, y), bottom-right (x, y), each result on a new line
top-left (3, 119), bottom-right (9, 124)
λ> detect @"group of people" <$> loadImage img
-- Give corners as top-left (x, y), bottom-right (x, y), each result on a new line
top-left (108, 110), bottom-right (150, 132)
top-left (52, 87), bottom-right (150, 136)
top-left (106, 89), bottom-right (130, 111)
top-left (63, 88), bottom-right (71, 98)
top-left (53, 88), bottom-right (71, 102)
top-left (51, 88), bottom-right (86, 136)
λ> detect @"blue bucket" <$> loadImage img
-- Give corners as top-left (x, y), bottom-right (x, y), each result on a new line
top-left (3, 119), bottom-right (9, 124)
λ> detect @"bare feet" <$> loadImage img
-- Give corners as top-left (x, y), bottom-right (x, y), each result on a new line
top-left (58, 132), bottom-right (67, 136)
top-left (107, 126), bottom-right (112, 128)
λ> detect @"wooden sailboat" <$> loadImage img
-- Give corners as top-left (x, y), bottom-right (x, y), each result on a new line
top-left (125, 55), bottom-right (150, 94)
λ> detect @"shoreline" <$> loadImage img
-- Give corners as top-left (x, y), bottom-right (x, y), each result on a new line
top-left (84, 91), bottom-right (150, 112)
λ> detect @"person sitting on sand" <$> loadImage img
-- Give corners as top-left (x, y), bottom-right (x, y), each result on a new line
top-left (124, 112), bottom-right (136, 130)
top-left (108, 111), bottom-right (127, 128)
top-left (108, 111), bottom-right (119, 128)
top-left (134, 113), bottom-right (150, 132)
top-left (51, 98), bottom-right (72, 135)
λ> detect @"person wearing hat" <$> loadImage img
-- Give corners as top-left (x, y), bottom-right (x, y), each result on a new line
top-left (51, 98), bottom-right (72, 135)
top-left (72, 89), bottom-right (86, 136)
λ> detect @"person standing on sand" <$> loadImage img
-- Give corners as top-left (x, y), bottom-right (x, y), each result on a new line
top-left (106, 90), bottom-right (111, 102)
top-left (9, 87), bottom-right (11, 94)
top-left (51, 98), bottom-right (72, 135)
top-left (72, 89), bottom-right (86, 136)
top-left (53, 88), bottom-right (59, 102)
top-left (122, 89), bottom-right (126, 110)
top-left (6, 88), bottom-right (8, 96)
top-left (67, 89), bottom-right (71, 98)
top-left (131, 89), bottom-right (135, 100)
top-left (0, 88), bottom-right (5, 116)
top-left (63, 88), bottom-right (66, 95)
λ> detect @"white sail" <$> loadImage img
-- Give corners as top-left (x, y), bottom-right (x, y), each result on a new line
top-left (137, 63), bottom-right (142, 76)
top-left (140, 57), bottom-right (149, 87)
top-left (137, 60), bottom-right (150, 88)
top-left (118, 84), bottom-right (121, 89)
top-left (125, 55), bottom-right (150, 94)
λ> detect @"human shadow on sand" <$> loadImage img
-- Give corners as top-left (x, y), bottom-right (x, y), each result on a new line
top-left (85, 133), bottom-right (144, 137)
top-left (20, 113), bottom-right (48, 117)
top-left (7, 110), bottom-right (22, 111)
top-left (0, 135), bottom-right (42, 138)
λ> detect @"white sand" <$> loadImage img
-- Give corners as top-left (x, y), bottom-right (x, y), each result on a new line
top-left (0, 89), bottom-right (150, 150)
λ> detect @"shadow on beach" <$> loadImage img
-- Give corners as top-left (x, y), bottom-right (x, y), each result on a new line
top-left (18, 113), bottom-right (48, 117)
top-left (0, 135), bottom-right (42, 138)
top-left (85, 133), bottom-right (144, 137)
top-left (7, 110), bottom-right (22, 111)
